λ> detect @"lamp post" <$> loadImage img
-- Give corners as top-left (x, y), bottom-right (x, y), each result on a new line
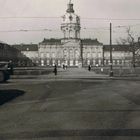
top-left (109, 23), bottom-right (113, 77)
top-left (80, 39), bottom-right (83, 67)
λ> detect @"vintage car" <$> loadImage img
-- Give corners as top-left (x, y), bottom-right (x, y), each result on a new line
top-left (0, 61), bottom-right (13, 82)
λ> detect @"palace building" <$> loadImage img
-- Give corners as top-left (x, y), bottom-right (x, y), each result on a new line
top-left (38, 1), bottom-right (103, 67)
top-left (12, 1), bottom-right (137, 67)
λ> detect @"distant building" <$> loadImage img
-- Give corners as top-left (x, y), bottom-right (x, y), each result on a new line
top-left (103, 45), bottom-right (133, 66)
top-left (10, 1), bottom-right (140, 67)
top-left (38, 38), bottom-right (103, 67)
top-left (0, 41), bottom-right (30, 66)
top-left (12, 44), bottom-right (39, 66)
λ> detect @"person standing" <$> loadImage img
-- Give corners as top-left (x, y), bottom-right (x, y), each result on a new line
top-left (54, 64), bottom-right (57, 75)
top-left (88, 65), bottom-right (91, 71)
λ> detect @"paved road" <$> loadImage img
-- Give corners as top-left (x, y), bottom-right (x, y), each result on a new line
top-left (0, 68), bottom-right (140, 139)
top-left (12, 67), bottom-right (108, 80)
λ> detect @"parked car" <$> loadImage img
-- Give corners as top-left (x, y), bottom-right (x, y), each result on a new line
top-left (0, 61), bottom-right (13, 82)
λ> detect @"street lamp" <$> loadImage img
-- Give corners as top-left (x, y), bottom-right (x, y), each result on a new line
top-left (109, 23), bottom-right (113, 77)
top-left (80, 39), bottom-right (83, 67)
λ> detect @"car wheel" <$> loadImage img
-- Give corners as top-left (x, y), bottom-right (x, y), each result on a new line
top-left (0, 71), bottom-right (4, 82)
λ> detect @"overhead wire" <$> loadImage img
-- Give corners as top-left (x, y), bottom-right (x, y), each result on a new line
top-left (0, 16), bottom-right (140, 21)
top-left (0, 17), bottom-right (140, 33)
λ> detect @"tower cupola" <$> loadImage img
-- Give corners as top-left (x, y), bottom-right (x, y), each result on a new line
top-left (61, 0), bottom-right (81, 40)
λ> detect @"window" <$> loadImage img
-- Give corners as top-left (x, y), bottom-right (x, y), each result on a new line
top-left (117, 60), bottom-right (120, 65)
top-left (104, 60), bottom-right (106, 65)
top-left (46, 53), bottom-right (50, 58)
top-left (47, 60), bottom-right (50, 65)
top-left (87, 52), bottom-right (90, 58)
top-left (98, 52), bottom-right (102, 58)
top-left (98, 60), bottom-right (101, 65)
top-left (93, 60), bottom-right (96, 65)
top-left (87, 60), bottom-right (90, 65)
top-left (70, 49), bottom-right (73, 58)
top-left (52, 52), bottom-right (55, 58)
top-left (69, 15), bottom-right (73, 21)
top-left (57, 52), bottom-right (61, 58)
top-left (92, 52), bottom-right (96, 58)
top-left (75, 50), bottom-right (79, 59)
top-left (108, 60), bottom-right (110, 65)
top-left (113, 60), bottom-right (115, 65)
top-left (40, 53), bottom-right (44, 58)
top-left (122, 60), bottom-right (124, 65)
top-left (70, 60), bottom-right (73, 66)
top-left (41, 60), bottom-right (44, 66)
top-left (63, 49), bottom-right (67, 58)
top-left (52, 60), bottom-right (55, 66)
top-left (58, 60), bottom-right (61, 66)
top-left (83, 52), bottom-right (86, 58)
top-left (75, 60), bottom-right (78, 66)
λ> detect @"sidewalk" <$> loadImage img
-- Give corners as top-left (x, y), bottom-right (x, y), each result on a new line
top-left (38, 67), bottom-right (109, 80)
top-left (58, 68), bottom-right (107, 78)
top-left (11, 67), bottom-right (140, 81)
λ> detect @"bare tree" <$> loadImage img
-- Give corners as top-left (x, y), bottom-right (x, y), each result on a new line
top-left (117, 27), bottom-right (140, 68)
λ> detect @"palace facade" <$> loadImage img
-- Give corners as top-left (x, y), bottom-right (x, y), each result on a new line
top-left (11, 1), bottom-right (138, 67)
top-left (38, 1), bottom-right (103, 67)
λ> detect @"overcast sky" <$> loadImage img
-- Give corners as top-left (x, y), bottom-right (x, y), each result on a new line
top-left (0, 0), bottom-right (140, 44)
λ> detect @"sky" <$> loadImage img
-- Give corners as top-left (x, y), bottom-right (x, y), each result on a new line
top-left (0, 0), bottom-right (140, 44)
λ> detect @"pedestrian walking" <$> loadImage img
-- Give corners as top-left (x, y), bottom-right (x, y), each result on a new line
top-left (53, 64), bottom-right (57, 75)
top-left (63, 64), bottom-right (65, 70)
top-left (88, 65), bottom-right (91, 71)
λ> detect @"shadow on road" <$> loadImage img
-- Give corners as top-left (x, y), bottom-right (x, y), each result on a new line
top-left (1, 129), bottom-right (140, 139)
top-left (0, 89), bottom-right (25, 105)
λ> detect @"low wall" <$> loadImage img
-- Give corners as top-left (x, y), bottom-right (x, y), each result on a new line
top-left (13, 67), bottom-right (53, 75)
top-left (93, 66), bottom-right (140, 76)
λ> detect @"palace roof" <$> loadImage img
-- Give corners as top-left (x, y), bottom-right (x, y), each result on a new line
top-left (39, 38), bottom-right (61, 45)
top-left (103, 45), bottom-right (132, 52)
top-left (12, 44), bottom-right (38, 51)
top-left (82, 39), bottom-right (103, 45)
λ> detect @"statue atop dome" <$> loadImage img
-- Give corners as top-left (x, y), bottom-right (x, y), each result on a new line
top-left (66, 0), bottom-right (74, 13)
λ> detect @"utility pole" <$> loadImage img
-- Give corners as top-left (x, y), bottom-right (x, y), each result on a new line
top-left (102, 46), bottom-right (105, 66)
top-left (109, 23), bottom-right (113, 76)
top-left (80, 39), bottom-right (83, 67)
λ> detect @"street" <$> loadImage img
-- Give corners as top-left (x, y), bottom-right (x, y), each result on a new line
top-left (0, 68), bottom-right (140, 139)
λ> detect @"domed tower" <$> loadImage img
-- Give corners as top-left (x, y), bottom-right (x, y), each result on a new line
top-left (61, 0), bottom-right (81, 41)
